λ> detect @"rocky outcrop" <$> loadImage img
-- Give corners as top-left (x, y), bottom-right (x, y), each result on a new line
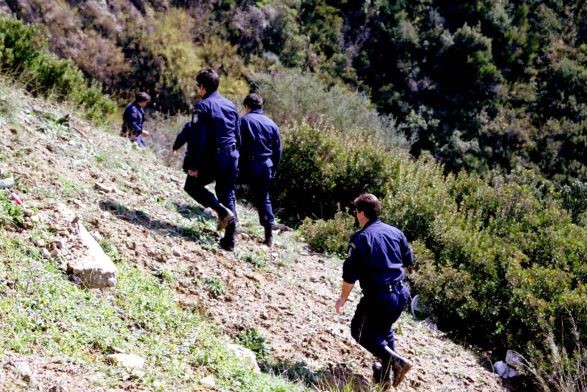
top-left (66, 219), bottom-right (117, 289)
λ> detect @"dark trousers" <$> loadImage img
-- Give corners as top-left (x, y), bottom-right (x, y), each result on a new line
top-left (247, 160), bottom-right (275, 227)
top-left (350, 286), bottom-right (409, 377)
top-left (183, 149), bottom-right (238, 243)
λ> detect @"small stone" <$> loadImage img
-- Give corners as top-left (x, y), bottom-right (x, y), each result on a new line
top-left (11, 361), bottom-right (33, 382)
top-left (126, 241), bottom-right (136, 250)
top-left (199, 375), bottom-right (216, 388)
top-left (72, 199), bottom-right (84, 208)
top-left (107, 354), bottom-right (145, 369)
top-left (34, 239), bottom-right (46, 248)
top-left (41, 248), bottom-right (52, 259)
top-left (172, 248), bottom-right (181, 257)
top-left (23, 209), bottom-right (34, 217)
top-left (52, 239), bottom-right (64, 249)
top-left (50, 248), bottom-right (60, 258)
top-left (94, 183), bottom-right (113, 193)
top-left (29, 215), bottom-right (40, 224)
top-left (0, 177), bottom-right (15, 189)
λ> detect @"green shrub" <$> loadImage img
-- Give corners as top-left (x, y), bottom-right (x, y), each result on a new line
top-left (236, 327), bottom-right (271, 360)
top-left (299, 212), bottom-right (354, 257)
top-left (0, 191), bottom-right (24, 228)
top-left (274, 122), bottom-right (403, 224)
top-left (0, 15), bottom-right (115, 122)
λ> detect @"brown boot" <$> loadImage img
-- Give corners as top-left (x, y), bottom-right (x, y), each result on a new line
top-left (216, 204), bottom-right (235, 231)
top-left (391, 355), bottom-right (412, 387)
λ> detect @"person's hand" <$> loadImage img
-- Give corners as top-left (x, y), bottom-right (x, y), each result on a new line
top-left (335, 297), bottom-right (346, 314)
top-left (141, 130), bottom-right (150, 137)
top-left (188, 169), bottom-right (198, 177)
top-left (172, 149), bottom-right (178, 155)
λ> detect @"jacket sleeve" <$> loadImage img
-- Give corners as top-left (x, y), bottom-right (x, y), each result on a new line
top-left (272, 126), bottom-right (282, 170)
top-left (239, 118), bottom-right (251, 160)
top-left (189, 104), bottom-right (208, 171)
top-left (400, 233), bottom-right (414, 268)
top-left (342, 234), bottom-right (365, 284)
top-left (235, 113), bottom-right (241, 150)
top-left (125, 106), bottom-right (143, 136)
top-left (173, 122), bottom-right (190, 151)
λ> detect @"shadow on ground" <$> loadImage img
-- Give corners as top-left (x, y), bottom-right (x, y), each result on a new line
top-left (262, 359), bottom-right (372, 391)
top-left (99, 198), bottom-right (217, 245)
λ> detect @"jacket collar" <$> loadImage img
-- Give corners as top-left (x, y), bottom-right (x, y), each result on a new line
top-left (250, 108), bottom-right (264, 115)
top-left (360, 218), bottom-right (379, 231)
top-left (203, 90), bottom-right (219, 100)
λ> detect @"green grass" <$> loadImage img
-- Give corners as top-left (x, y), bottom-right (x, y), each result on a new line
top-left (0, 227), bottom-right (306, 391)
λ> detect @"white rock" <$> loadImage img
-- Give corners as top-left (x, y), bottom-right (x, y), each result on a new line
top-left (506, 350), bottom-right (524, 369)
top-left (493, 361), bottom-right (519, 379)
top-left (107, 354), bottom-right (145, 369)
top-left (0, 177), bottom-right (15, 189)
top-left (11, 361), bottom-right (32, 382)
top-left (41, 248), bottom-right (52, 259)
top-left (226, 343), bottom-right (261, 373)
top-left (34, 239), bottom-right (46, 248)
top-left (67, 222), bottom-right (117, 288)
top-left (94, 183), bottom-right (113, 193)
top-left (199, 375), bottom-right (216, 388)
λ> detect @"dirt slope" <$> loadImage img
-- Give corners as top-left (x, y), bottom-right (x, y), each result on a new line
top-left (0, 87), bottom-right (505, 392)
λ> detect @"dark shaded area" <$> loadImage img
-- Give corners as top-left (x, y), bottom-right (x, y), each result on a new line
top-left (99, 198), bottom-right (217, 245)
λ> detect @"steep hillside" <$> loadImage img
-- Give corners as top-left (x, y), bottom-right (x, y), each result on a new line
top-left (0, 81), bottom-right (504, 391)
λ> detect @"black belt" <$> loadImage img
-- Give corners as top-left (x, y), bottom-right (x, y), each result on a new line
top-left (364, 280), bottom-right (405, 296)
top-left (216, 143), bottom-right (237, 153)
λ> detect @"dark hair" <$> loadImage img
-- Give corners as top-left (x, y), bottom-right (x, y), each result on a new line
top-left (196, 68), bottom-right (219, 92)
top-left (135, 92), bottom-right (151, 103)
top-left (243, 93), bottom-right (263, 110)
top-left (353, 193), bottom-right (381, 220)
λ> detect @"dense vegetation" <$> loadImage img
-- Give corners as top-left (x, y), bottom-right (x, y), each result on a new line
top-left (290, 125), bottom-right (586, 391)
top-left (1, 1), bottom-right (586, 390)
top-left (0, 16), bottom-right (115, 121)
top-left (2, 0), bottom-right (585, 183)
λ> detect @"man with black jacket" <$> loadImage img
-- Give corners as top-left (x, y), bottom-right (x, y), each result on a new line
top-left (239, 93), bottom-right (281, 246)
top-left (335, 193), bottom-right (414, 389)
top-left (172, 69), bottom-right (239, 251)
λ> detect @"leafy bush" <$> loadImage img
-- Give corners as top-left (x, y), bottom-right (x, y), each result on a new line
top-left (299, 212), bottom-right (354, 257)
top-left (0, 191), bottom-right (24, 228)
top-left (253, 69), bottom-right (409, 149)
top-left (273, 122), bottom-right (404, 224)
top-left (0, 15), bottom-right (116, 122)
top-left (236, 327), bottom-right (270, 360)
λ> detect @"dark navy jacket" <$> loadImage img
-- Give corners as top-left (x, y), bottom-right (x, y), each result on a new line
top-left (121, 102), bottom-right (144, 136)
top-left (189, 91), bottom-right (240, 171)
top-left (240, 109), bottom-right (281, 170)
top-left (173, 118), bottom-right (214, 173)
top-left (343, 219), bottom-right (414, 294)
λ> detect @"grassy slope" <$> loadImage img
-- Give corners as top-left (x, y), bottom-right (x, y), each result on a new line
top-left (0, 79), bottom-right (503, 391)
top-left (0, 79), bottom-right (304, 391)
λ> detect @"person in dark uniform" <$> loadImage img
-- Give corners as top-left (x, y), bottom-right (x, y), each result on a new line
top-left (239, 93), bottom-right (281, 246)
top-left (335, 193), bottom-right (414, 389)
top-left (173, 68), bottom-right (239, 251)
top-left (121, 92), bottom-right (151, 147)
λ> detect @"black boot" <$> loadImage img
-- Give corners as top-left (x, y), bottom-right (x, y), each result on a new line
top-left (263, 224), bottom-right (273, 247)
top-left (219, 221), bottom-right (236, 251)
top-left (372, 361), bottom-right (392, 390)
